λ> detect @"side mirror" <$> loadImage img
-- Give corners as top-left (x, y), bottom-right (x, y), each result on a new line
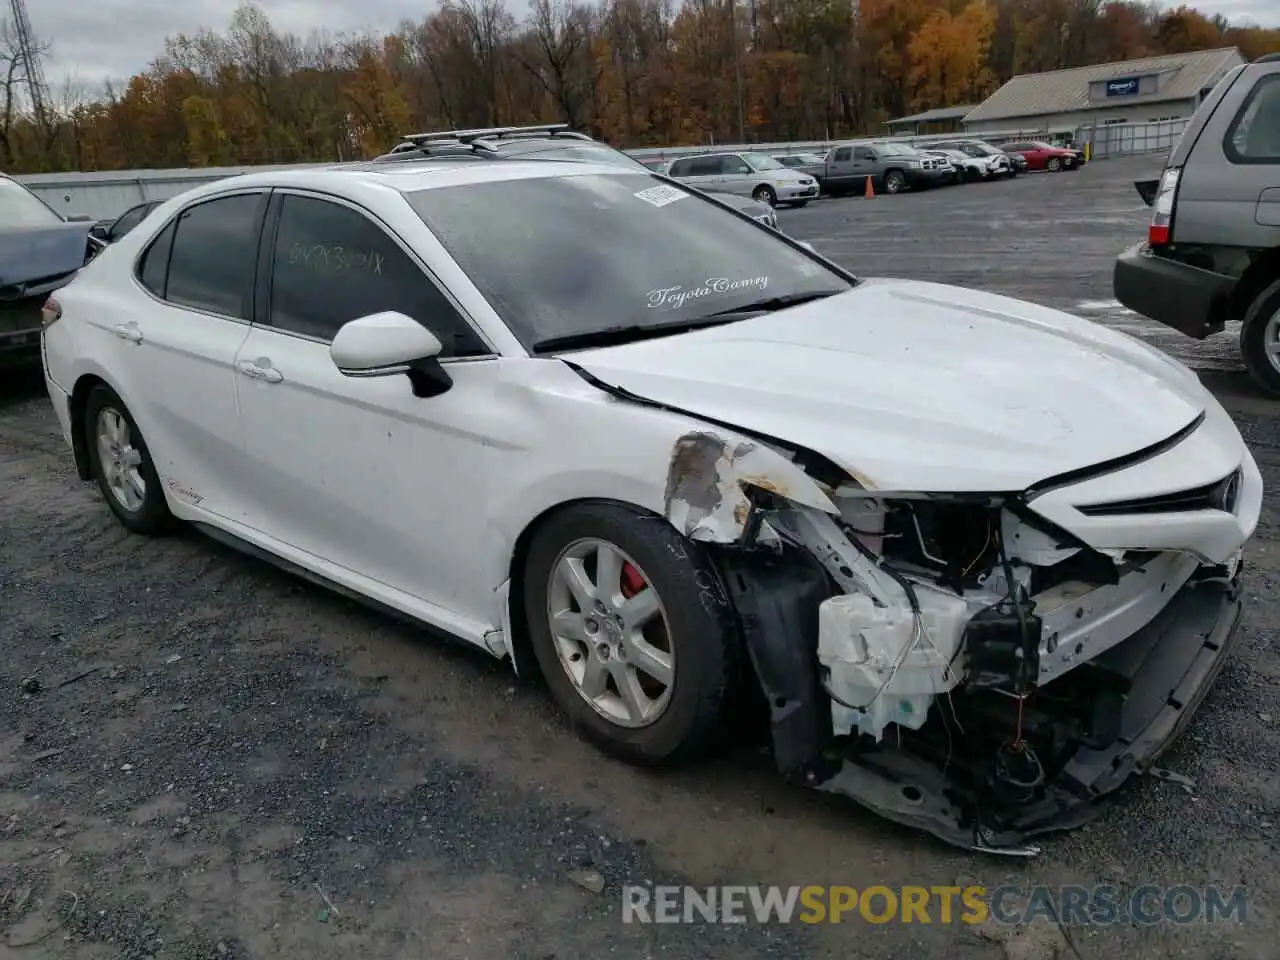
top-left (89, 224), bottom-right (109, 241)
top-left (330, 311), bottom-right (452, 397)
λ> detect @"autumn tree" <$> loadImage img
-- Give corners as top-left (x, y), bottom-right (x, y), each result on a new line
top-left (1154, 5), bottom-right (1223, 53)
top-left (907, 2), bottom-right (997, 112)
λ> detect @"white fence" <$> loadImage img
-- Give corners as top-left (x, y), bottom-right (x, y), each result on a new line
top-left (15, 117), bottom-right (1176, 221)
top-left (1078, 118), bottom-right (1188, 161)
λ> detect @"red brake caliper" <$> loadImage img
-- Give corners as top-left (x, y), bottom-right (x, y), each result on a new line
top-left (620, 562), bottom-right (647, 600)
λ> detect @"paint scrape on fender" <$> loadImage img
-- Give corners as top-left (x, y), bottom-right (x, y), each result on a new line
top-left (663, 431), bottom-right (837, 543)
top-left (664, 432), bottom-right (753, 542)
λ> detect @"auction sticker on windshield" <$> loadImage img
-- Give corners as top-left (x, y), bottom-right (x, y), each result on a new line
top-left (634, 185), bottom-right (687, 208)
top-left (648, 276), bottom-right (769, 310)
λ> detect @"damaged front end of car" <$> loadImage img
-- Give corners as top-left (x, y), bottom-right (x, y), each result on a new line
top-left (662, 428), bottom-right (1250, 856)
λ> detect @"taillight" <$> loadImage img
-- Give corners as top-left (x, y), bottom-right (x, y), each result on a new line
top-left (40, 296), bottom-right (62, 329)
top-left (1148, 167), bottom-right (1180, 247)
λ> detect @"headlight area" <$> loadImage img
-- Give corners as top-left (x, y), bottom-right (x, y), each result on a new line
top-left (705, 479), bottom-right (1245, 855)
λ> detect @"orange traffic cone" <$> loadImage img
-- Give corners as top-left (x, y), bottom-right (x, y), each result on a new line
top-left (864, 176), bottom-right (875, 198)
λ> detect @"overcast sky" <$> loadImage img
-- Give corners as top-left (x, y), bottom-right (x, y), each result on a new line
top-left (30, 0), bottom-right (1280, 94)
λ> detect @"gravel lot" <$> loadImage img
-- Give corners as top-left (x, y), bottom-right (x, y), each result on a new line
top-left (1, 155), bottom-right (1276, 959)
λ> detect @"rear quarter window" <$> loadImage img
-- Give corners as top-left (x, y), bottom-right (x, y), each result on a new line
top-left (1224, 74), bottom-right (1280, 163)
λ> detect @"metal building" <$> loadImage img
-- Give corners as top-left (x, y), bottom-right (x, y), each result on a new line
top-left (962, 47), bottom-right (1245, 137)
top-left (883, 105), bottom-right (976, 137)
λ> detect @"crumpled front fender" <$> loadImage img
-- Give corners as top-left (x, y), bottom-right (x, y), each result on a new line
top-left (662, 429), bottom-right (840, 543)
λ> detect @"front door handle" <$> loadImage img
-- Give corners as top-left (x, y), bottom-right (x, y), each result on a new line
top-left (237, 359), bottom-right (283, 383)
top-left (113, 322), bottom-right (143, 344)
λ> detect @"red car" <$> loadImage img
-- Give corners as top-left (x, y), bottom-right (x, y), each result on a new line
top-left (1000, 141), bottom-right (1085, 172)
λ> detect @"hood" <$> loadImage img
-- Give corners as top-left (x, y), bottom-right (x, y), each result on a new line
top-left (0, 222), bottom-right (89, 289)
top-left (568, 279), bottom-right (1207, 493)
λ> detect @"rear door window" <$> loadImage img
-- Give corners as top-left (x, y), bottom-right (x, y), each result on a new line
top-left (690, 156), bottom-right (724, 176)
top-left (164, 193), bottom-right (266, 319)
top-left (1225, 75), bottom-right (1280, 163)
top-left (137, 220), bottom-right (176, 297)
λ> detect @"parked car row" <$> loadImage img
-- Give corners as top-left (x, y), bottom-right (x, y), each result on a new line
top-left (643, 137), bottom-right (1082, 204)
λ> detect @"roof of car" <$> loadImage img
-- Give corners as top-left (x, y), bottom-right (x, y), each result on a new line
top-left (182, 157), bottom-right (651, 199)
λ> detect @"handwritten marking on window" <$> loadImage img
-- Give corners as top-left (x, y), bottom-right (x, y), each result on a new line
top-left (647, 276), bottom-right (769, 310)
top-left (288, 242), bottom-right (385, 275)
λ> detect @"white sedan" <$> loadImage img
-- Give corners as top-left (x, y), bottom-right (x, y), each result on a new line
top-left (38, 158), bottom-right (1261, 854)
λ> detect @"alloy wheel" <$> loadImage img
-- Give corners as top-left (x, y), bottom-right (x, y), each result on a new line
top-left (546, 537), bottom-right (675, 728)
top-left (96, 407), bottom-right (146, 512)
top-left (1263, 306), bottom-right (1280, 377)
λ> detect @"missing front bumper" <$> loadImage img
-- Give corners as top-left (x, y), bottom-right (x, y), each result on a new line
top-left (812, 572), bottom-right (1242, 853)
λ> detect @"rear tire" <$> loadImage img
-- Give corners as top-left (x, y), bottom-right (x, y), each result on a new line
top-left (84, 385), bottom-right (173, 535)
top-left (523, 502), bottom-right (741, 766)
top-left (1240, 278), bottom-right (1280, 397)
top-left (1047, 157), bottom-right (1062, 172)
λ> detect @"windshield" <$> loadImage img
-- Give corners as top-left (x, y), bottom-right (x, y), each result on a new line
top-left (743, 152), bottom-right (784, 171)
top-left (877, 143), bottom-right (917, 157)
top-left (0, 178), bottom-right (63, 229)
top-left (406, 172), bottom-right (852, 350)
top-left (517, 143), bottom-right (652, 172)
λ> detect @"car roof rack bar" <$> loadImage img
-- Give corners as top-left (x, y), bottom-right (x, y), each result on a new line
top-left (397, 123), bottom-right (584, 145)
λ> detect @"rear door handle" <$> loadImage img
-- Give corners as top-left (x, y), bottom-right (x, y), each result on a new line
top-left (113, 322), bottom-right (143, 344)
top-left (236, 360), bottom-right (283, 383)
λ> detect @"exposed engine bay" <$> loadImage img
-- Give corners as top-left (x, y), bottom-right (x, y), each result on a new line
top-left (709, 469), bottom-right (1245, 855)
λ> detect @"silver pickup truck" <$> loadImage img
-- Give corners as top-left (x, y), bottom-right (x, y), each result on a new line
top-left (821, 142), bottom-right (953, 195)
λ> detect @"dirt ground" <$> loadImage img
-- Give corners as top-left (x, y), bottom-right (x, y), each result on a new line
top-left (0, 155), bottom-right (1276, 959)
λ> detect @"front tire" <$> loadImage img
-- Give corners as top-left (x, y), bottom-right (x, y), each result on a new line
top-left (1240, 278), bottom-right (1280, 397)
top-left (752, 185), bottom-right (777, 207)
top-left (523, 502), bottom-right (740, 766)
top-left (84, 384), bottom-right (173, 534)
top-left (883, 169), bottom-right (906, 194)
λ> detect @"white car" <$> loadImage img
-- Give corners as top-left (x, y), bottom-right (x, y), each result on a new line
top-left (927, 148), bottom-right (1001, 182)
top-left (38, 158), bottom-right (1261, 854)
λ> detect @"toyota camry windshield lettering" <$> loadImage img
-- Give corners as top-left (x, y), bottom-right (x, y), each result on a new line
top-left (405, 173), bottom-right (851, 350)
